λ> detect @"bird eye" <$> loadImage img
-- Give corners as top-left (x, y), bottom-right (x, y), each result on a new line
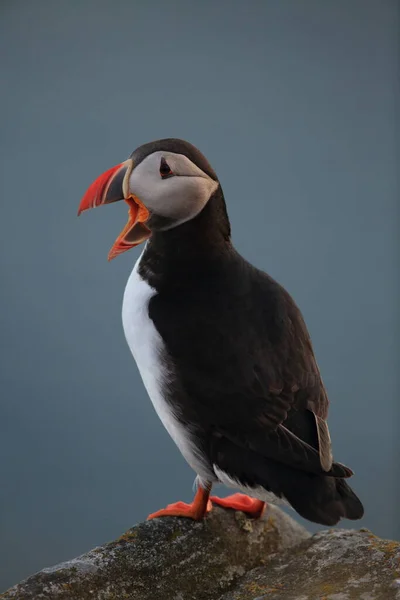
top-left (160, 157), bottom-right (173, 179)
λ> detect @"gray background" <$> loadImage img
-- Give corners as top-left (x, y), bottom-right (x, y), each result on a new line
top-left (0, 0), bottom-right (398, 592)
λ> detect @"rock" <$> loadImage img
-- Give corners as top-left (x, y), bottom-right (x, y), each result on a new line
top-left (2, 507), bottom-right (398, 600)
top-left (0, 505), bottom-right (309, 600)
top-left (220, 528), bottom-right (400, 600)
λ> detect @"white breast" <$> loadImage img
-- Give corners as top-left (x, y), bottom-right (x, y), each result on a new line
top-left (121, 251), bottom-right (210, 480)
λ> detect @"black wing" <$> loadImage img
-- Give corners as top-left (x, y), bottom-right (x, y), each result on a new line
top-left (149, 256), bottom-right (351, 478)
top-left (206, 268), bottom-right (351, 478)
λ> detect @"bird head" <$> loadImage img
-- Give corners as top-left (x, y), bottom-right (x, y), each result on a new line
top-left (78, 139), bottom-right (220, 260)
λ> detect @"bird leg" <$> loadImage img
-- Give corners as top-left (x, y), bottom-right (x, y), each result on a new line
top-left (147, 484), bottom-right (212, 521)
top-left (210, 493), bottom-right (266, 518)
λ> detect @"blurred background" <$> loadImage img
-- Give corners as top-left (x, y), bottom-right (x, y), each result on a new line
top-left (0, 0), bottom-right (398, 592)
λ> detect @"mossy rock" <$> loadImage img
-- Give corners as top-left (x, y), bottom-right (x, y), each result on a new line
top-left (221, 528), bottom-right (400, 600)
top-left (0, 505), bottom-right (308, 600)
top-left (2, 507), bottom-right (399, 600)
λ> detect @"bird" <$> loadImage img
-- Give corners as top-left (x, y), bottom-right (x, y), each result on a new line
top-left (78, 138), bottom-right (364, 526)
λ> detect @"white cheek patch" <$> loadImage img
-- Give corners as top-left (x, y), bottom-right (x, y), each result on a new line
top-left (128, 151), bottom-right (219, 228)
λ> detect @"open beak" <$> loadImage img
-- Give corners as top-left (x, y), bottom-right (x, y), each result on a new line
top-left (78, 158), bottom-right (151, 261)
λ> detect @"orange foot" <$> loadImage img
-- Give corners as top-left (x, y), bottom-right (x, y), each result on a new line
top-left (147, 486), bottom-right (212, 521)
top-left (210, 493), bottom-right (266, 518)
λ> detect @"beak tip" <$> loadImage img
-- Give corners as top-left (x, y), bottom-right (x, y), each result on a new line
top-left (77, 198), bottom-right (90, 216)
top-left (107, 246), bottom-right (118, 261)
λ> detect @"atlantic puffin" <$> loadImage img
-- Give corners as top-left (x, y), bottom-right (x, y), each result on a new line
top-left (78, 138), bottom-right (364, 526)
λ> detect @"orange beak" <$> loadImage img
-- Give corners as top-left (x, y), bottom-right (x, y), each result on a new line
top-left (78, 159), bottom-right (151, 260)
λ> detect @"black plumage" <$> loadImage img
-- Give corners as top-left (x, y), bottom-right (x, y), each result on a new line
top-left (133, 139), bottom-right (364, 526)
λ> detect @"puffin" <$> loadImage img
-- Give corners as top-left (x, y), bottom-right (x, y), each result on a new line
top-left (78, 138), bottom-right (364, 526)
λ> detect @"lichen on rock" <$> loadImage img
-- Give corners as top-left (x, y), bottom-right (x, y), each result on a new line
top-left (1, 507), bottom-right (399, 600)
top-left (220, 528), bottom-right (400, 600)
top-left (0, 506), bottom-right (308, 600)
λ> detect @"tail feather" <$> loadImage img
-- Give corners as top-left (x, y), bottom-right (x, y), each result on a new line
top-left (276, 470), bottom-right (364, 526)
top-left (210, 436), bottom-right (364, 526)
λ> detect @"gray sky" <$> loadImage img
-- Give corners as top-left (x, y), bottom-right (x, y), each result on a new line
top-left (0, 0), bottom-right (398, 591)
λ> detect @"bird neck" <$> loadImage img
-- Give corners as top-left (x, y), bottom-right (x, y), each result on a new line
top-left (138, 187), bottom-right (233, 289)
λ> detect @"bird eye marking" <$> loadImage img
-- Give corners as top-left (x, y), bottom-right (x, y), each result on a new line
top-left (160, 157), bottom-right (174, 179)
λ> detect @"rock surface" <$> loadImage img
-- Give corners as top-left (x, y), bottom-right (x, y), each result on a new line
top-left (0, 506), bottom-right (309, 600)
top-left (1, 507), bottom-right (399, 600)
top-left (221, 528), bottom-right (400, 600)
